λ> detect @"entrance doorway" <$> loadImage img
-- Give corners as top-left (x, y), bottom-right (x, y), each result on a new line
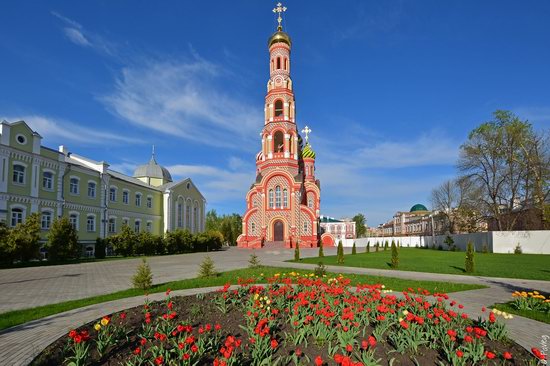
top-left (273, 220), bottom-right (284, 241)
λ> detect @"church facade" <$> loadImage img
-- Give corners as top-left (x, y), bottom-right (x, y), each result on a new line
top-left (237, 4), bottom-right (321, 249)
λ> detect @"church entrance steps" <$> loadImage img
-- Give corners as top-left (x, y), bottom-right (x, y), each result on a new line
top-left (264, 241), bottom-right (287, 249)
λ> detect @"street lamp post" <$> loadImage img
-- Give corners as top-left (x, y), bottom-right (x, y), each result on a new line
top-left (296, 191), bottom-right (301, 249)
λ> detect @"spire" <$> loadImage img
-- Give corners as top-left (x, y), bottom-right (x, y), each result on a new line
top-left (272, 2), bottom-right (287, 31)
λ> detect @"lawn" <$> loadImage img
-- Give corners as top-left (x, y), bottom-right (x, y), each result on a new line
top-left (0, 266), bottom-right (484, 331)
top-left (492, 302), bottom-right (550, 324)
top-left (295, 248), bottom-right (550, 280)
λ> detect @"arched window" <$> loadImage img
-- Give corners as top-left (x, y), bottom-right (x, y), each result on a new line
top-left (186, 203), bottom-right (191, 229)
top-left (285, 58), bottom-right (288, 70)
top-left (108, 217), bottom-right (116, 233)
top-left (135, 193), bottom-right (142, 206)
top-left (88, 182), bottom-right (96, 198)
top-left (308, 197), bottom-right (314, 208)
top-left (122, 190), bottom-right (129, 204)
top-left (86, 215), bottom-right (96, 232)
top-left (11, 207), bottom-right (23, 227)
top-left (69, 213), bottom-right (78, 229)
top-left (251, 222), bottom-right (256, 234)
top-left (69, 178), bottom-right (79, 195)
top-left (146, 221), bottom-right (152, 232)
top-left (275, 186), bottom-right (282, 208)
top-left (274, 100), bottom-right (283, 117)
top-left (41, 211), bottom-right (52, 230)
top-left (13, 164), bottom-right (25, 184)
top-left (177, 202), bottom-right (183, 228)
top-left (134, 220), bottom-right (141, 233)
top-left (274, 131), bottom-right (284, 152)
top-left (289, 134), bottom-right (293, 154)
top-left (42, 171), bottom-right (53, 190)
top-left (283, 189), bottom-right (288, 208)
top-left (194, 205), bottom-right (198, 232)
top-left (269, 189), bottom-right (274, 208)
top-left (277, 57), bottom-right (281, 69)
top-left (109, 187), bottom-right (117, 201)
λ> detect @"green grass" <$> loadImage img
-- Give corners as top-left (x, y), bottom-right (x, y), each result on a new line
top-left (492, 302), bottom-right (550, 324)
top-left (0, 266), bottom-right (484, 331)
top-left (294, 248), bottom-right (550, 280)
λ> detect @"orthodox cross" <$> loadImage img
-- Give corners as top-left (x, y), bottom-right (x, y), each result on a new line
top-left (272, 2), bottom-right (287, 31)
top-left (301, 126), bottom-right (312, 144)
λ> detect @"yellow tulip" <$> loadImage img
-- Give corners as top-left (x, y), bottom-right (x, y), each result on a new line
top-left (94, 323), bottom-right (101, 331)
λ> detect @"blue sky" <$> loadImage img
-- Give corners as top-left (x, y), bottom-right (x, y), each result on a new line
top-left (1, 1), bottom-right (549, 226)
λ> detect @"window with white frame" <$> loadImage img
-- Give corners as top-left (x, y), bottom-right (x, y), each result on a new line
top-left (42, 171), bottom-right (53, 190)
top-left (69, 213), bottom-right (78, 229)
top-left (109, 187), bottom-right (117, 201)
top-left (135, 193), bottom-right (142, 206)
top-left (69, 178), bottom-right (79, 195)
top-left (303, 221), bottom-right (308, 233)
top-left (146, 196), bottom-right (152, 208)
top-left (283, 189), bottom-right (288, 208)
top-left (268, 189), bottom-right (274, 208)
top-left (251, 222), bottom-right (256, 234)
top-left (41, 211), bottom-right (52, 230)
top-left (122, 190), bottom-right (129, 204)
top-left (177, 203), bottom-right (183, 228)
top-left (11, 208), bottom-right (23, 227)
top-left (186, 204), bottom-right (191, 229)
top-left (275, 186), bottom-right (282, 208)
top-left (87, 182), bottom-right (96, 198)
top-left (86, 215), bottom-right (96, 232)
top-left (146, 221), bottom-right (152, 232)
top-left (134, 220), bottom-right (141, 233)
top-left (13, 164), bottom-right (25, 184)
top-left (108, 218), bottom-right (116, 233)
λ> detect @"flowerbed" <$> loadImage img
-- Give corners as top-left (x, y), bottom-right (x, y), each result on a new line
top-left (494, 290), bottom-right (550, 325)
top-left (33, 273), bottom-right (546, 365)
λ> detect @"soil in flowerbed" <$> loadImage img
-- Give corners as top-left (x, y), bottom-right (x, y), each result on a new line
top-left (33, 277), bottom-right (539, 366)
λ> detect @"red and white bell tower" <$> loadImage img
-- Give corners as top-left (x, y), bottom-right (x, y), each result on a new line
top-left (237, 2), bottom-right (321, 249)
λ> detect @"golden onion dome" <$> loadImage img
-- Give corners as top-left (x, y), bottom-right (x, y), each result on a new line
top-left (268, 30), bottom-right (292, 48)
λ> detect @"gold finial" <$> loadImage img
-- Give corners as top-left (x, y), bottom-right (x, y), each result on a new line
top-left (301, 125), bottom-right (312, 144)
top-left (272, 2), bottom-right (287, 31)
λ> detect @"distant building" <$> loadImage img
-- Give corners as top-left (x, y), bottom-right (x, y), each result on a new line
top-left (0, 120), bottom-right (206, 255)
top-left (374, 204), bottom-right (437, 237)
top-left (319, 216), bottom-right (356, 245)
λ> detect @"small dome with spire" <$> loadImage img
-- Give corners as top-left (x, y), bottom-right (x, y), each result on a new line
top-left (133, 147), bottom-right (172, 186)
top-left (268, 30), bottom-right (292, 48)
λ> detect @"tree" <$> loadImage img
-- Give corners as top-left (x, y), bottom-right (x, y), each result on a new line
top-left (45, 216), bottom-right (80, 261)
top-left (459, 110), bottom-right (540, 230)
top-left (248, 251), bottom-right (261, 268)
top-left (351, 241), bottom-right (357, 255)
top-left (294, 242), bottom-right (300, 261)
top-left (336, 240), bottom-right (344, 264)
top-left (132, 258), bottom-right (153, 290)
top-left (111, 224), bottom-right (137, 257)
top-left (95, 238), bottom-right (107, 259)
top-left (198, 255), bottom-right (217, 278)
top-left (465, 241), bottom-right (475, 273)
top-left (318, 241), bottom-right (324, 257)
top-left (0, 223), bottom-right (10, 263)
top-left (352, 213), bottom-right (367, 238)
top-left (205, 209), bottom-right (220, 232)
top-left (6, 213), bottom-right (41, 262)
top-left (390, 241), bottom-right (399, 269)
top-left (384, 240), bottom-right (388, 251)
top-left (366, 241), bottom-right (370, 253)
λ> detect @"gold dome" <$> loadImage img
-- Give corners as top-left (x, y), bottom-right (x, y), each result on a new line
top-left (268, 30), bottom-right (292, 48)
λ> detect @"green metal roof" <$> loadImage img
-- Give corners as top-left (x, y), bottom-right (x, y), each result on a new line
top-left (410, 204), bottom-right (429, 212)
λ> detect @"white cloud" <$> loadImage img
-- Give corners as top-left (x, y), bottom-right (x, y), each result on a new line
top-left (4, 115), bottom-right (141, 145)
top-left (101, 58), bottom-right (262, 149)
top-left (63, 27), bottom-right (91, 47)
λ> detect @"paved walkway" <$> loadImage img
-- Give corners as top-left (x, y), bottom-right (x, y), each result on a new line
top-left (0, 247), bottom-right (549, 364)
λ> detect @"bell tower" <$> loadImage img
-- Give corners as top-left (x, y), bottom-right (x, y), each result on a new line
top-left (237, 2), bottom-right (321, 249)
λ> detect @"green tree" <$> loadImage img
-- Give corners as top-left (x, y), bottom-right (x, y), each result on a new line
top-left (366, 241), bottom-right (370, 253)
top-left (45, 216), bottom-right (80, 261)
top-left (205, 209), bottom-right (220, 232)
top-left (318, 240), bottom-right (324, 257)
top-left (294, 243), bottom-right (300, 261)
top-left (352, 213), bottom-right (367, 238)
top-left (132, 258), bottom-right (153, 290)
top-left (6, 213), bottom-right (41, 262)
top-left (111, 224), bottom-right (137, 257)
top-left (195, 230), bottom-right (223, 252)
top-left (465, 241), bottom-right (475, 273)
top-left (0, 223), bottom-right (11, 263)
top-left (384, 240), bottom-right (388, 251)
top-left (95, 238), bottom-right (107, 259)
top-left (351, 241), bottom-right (357, 255)
top-left (391, 241), bottom-right (399, 269)
top-left (198, 255), bottom-right (217, 278)
top-left (336, 240), bottom-right (344, 264)
top-left (248, 251), bottom-right (261, 268)
top-left (375, 241), bottom-right (379, 252)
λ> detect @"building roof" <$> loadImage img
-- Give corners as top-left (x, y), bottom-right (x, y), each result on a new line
top-left (320, 216), bottom-right (343, 223)
top-left (410, 203), bottom-right (429, 212)
top-left (133, 156), bottom-right (173, 182)
top-left (301, 143), bottom-right (316, 159)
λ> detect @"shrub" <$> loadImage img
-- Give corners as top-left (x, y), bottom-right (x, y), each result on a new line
top-left (514, 243), bottom-right (522, 254)
top-left (294, 243), bottom-right (300, 261)
top-left (366, 241), bottom-right (370, 253)
top-left (197, 255), bottom-right (216, 278)
top-left (195, 230), bottom-right (223, 252)
top-left (165, 229), bottom-right (194, 254)
top-left (111, 224), bottom-right (136, 257)
top-left (134, 231), bottom-right (158, 256)
top-left (5, 212), bottom-right (41, 263)
top-left (465, 241), bottom-right (475, 273)
top-left (375, 242), bottom-right (379, 252)
top-left (351, 241), bottom-right (357, 255)
top-left (391, 241), bottom-right (399, 269)
top-left (438, 244), bottom-right (443, 251)
top-left (132, 258), bottom-right (153, 290)
top-left (384, 240), bottom-right (388, 251)
top-left (45, 216), bottom-right (80, 261)
top-left (318, 241), bottom-right (324, 258)
top-left (314, 262), bottom-right (327, 277)
top-left (248, 252), bottom-right (261, 268)
top-left (336, 240), bottom-right (344, 264)
top-left (94, 238), bottom-right (107, 259)
top-left (481, 242), bottom-right (489, 254)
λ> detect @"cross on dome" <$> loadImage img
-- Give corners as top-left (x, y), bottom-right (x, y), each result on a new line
top-left (301, 125), bottom-right (312, 144)
top-left (272, 2), bottom-right (287, 31)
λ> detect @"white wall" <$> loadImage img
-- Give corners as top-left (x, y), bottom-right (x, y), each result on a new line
top-left (356, 231), bottom-right (550, 254)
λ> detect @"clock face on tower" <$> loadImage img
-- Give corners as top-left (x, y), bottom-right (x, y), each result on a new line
top-left (237, 3), bottom-right (320, 250)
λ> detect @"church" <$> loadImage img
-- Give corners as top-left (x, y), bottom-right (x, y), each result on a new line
top-left (237, 3), bottom-right (321, 249)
